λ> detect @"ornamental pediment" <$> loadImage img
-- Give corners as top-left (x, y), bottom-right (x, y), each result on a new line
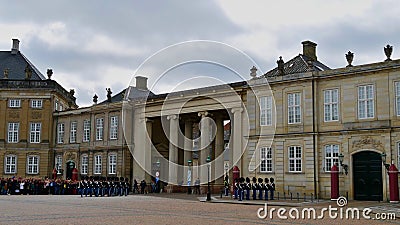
top-left (352, 136), bottom-right (384, 150)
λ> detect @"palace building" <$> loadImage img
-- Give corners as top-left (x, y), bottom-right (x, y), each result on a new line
top-left (2, 38), bottom-right (400, 201)
top-left (0, 39), bottom-right (77, 178)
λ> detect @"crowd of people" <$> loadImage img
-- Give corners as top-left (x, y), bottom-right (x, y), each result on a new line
top-left (78, 176), bottom-right (130, 197)
top-left (0, 177), bottom-right (79, 195)
top-left (225, 176), bottom-right (276, 201)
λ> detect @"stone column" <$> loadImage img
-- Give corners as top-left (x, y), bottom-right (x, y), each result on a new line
top-left (144, 118), bottom-right (153, 181)
top-left (184, 120), bottom-right (193, 186)
top-left (231, 108), bottom-right (243, 171)
top-left (214, 116), bottom-right (224, 185)
top-left (167, 114), bottom-right (179, 184)
top-left (198, 111), bottom-right (210, 183)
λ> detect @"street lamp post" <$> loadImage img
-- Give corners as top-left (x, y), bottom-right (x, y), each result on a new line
top-left (338, 153), bottom-right (348, 175)
top-left (206, 155), bottom-right (211, 201)
top-left (381, 152), bottom-right (390, 171)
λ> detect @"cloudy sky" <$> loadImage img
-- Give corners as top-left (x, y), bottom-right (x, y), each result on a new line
top-left (0, 0), bottom-right (399, 106)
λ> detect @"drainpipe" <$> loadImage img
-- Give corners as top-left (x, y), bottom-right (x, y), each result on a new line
top-left (312, 73), bottom-right (319, 198)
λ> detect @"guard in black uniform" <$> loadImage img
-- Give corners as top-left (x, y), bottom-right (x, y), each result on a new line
top-left (233, 178), bottom-right (239, 199)
top-left (224, 176), bottom-right (229, 196)
top-left (270, 177), bottom-right (275, 200)
top-left (245, 177), bottom-right (251, 200)
top-left (264, 178), bottom-right (270, 201)
top-left (252, 177), bottom-right (257, 200)
top-left (258, 178), bottom-right (263, 200)
top-left (238, 177), bottom-right (244, 201)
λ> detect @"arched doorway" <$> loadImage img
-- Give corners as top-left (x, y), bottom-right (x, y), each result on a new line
top-left (66, 161), bottom-right (75, 179)
top-left (353, 151), bottom-right (383, 201)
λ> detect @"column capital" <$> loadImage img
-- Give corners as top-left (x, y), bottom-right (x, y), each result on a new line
top-left (198, 111), bottom-right (209, 117)
top-left (231, 107), bottom-right (243, 114)
top-left (166, 114), bottom-right (178, 120)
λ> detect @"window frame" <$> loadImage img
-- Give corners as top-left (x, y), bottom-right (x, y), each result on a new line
top-left (5, 155), bottom-right (17, 174)
top-left (81, 154), bottom-right (88, 175)
top-left (260, 96), bottom-right (273, 126)
top-left (324, 144), bottom-right (339, 172)
top-left (94, 154), bottom-right (102, 174)
top-left (110, 116), bottom-right (118, 140)
top-left (70, 121), bottom-right (77, 143)
top-left (108, 153), bottom-right (117, 175)
top-left (31, 99), bottom-right (43, 109)
top-left (7, 122), bottom-right (19, 143)
top-left (83, 120), bottom-right (90, 142)
top-left (358, 84), bottom-right (375, 119)
top-left (288, 92), bottom-right (301, 124)
top-left (27, 155), bottom-right (39, 174)
top-left (96, 118), bottom-right (104, 141)
top-left (323, 89), bottom-right (339, 122)
top-left (288, 146), bottom-right (302, 172)
top-left (260, 147), bottom-right (273, 172)
top-left (9, 99), bottom-right (21, 108)
top-left (395, 82), bottom-right (400, 116)
top-left (55, 155), bottom-right (63, 174)
top-left (30, 122), bottom-right (41, 143)
top-left (57, 123), bottom-right (65, 144)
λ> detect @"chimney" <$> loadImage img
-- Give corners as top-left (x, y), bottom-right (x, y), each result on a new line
top-left (301, 40), bottom-right (317, 61)
top-left (11, 39), bottom-right (20, 55)
top-left (135, 76), bottom-right (148, 90)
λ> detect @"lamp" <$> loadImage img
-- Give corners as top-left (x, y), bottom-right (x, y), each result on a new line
top-left (338, 153), bottom-right (348, 175)
top-left (206, 155), bottom-right (211, 201)
top-left (381, 152), bottom-right (390, 170)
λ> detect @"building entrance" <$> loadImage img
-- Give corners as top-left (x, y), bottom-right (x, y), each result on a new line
top-left (353, 151), bottom-right (383, 200)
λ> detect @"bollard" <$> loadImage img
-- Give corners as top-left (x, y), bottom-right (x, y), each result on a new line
top-left (277, 192), bottom-right (280, 200)
top-left (290, 192), bottom-right (292, 201)
top-left (311, 193), bottom-right (313, 202)
top-left (284, 192), bottom-right (286, 200)
top-left (346, 192), bottom-right (348, 201)
top-left (304, 193), bottom-right (306, 202)
top-left (297, 193), bottom-right (299, 201)
top-left (220, 190), bottom-right (223, 198)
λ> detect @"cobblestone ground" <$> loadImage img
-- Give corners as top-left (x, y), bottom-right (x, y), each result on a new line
top-left (0, 194), bottom-right (399, 225)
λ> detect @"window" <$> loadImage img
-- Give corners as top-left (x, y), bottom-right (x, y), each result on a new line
top-left (94, 155), bottom-right (102, 174)
top-left (260, 96), bottom-right (272, 126)
top-left (288, 146), bottom-right (302, 172)
top-left (397, 143), bottom-right (400, 169)
top-left (8, 123), bottom-right (19, 143)
top-left (288, 93), bottom-right (301, 124)
top-left (96, 118), bottom-right (104, 141)
top-left (30, 123), bottom-right (41, 143)
top-left (81, 154), bottom-right (88, 175)
top-left (31, 100), bottom-right (42, 108)
top-left (57, 123), bottom-right (65, 144)
top-left (324, 89), bottom-right (339, 122)
top-left (325, 144), bottom-right (339, 172)
top-left (260, 147), bottom-right (272, 172)
top-left (396, 82), bottom-right (400, 116)
top-left (55, 155), bottom-right (62, 174)
top-left (5, 155), bottom-right (17, 174)
top-left (83, 120), bottom-right (90, 142)
top-left (9, 99), bottom-right (21, 108)
top-left (70, 122), bottom-right (77, 143)
top-left (59, 104), bottom-right (63, 111)
top-left (55, 100), bottom-right (59, 111)
top-left (358, 85), bottom-right (374, 119)
top-left (27, 156), bottom-right (39, 174)
top-left (110, 116), bottom-right (118, 140)
top-left (108, 154), bottom-right (117, 175)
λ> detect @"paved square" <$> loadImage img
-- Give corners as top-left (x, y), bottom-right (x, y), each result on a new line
top-left (0, 195), bottom-right (397, 224)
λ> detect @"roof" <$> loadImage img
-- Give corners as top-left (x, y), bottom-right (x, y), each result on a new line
top-left (263, 54), bottom-right (330, 77)
top-left (99, 86), bottom-right (155, 104)
top-left (0, 51), bottom-right (46, 80)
